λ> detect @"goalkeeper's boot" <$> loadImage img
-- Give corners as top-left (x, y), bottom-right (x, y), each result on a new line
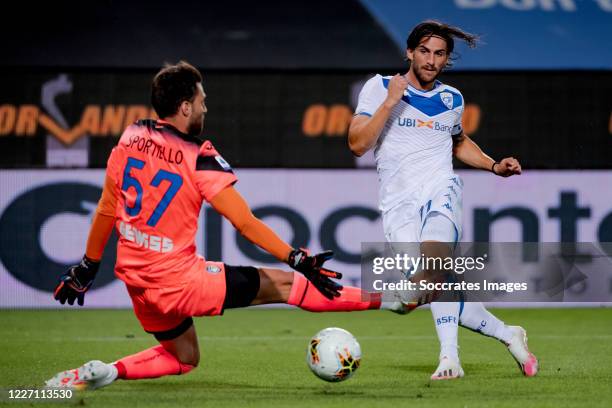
top-left (430, 356), bottom-right (464, 380)
top-left (504, 326), bottom-right (538, 377)
top-left (45, 360), bottom-right (118, 390)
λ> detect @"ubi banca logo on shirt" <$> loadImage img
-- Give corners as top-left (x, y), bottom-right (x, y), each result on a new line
top-left (397, 117), bottom-right (453, 133)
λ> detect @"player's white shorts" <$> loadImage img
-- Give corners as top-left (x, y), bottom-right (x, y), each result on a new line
top-left (382, 174), bottom-right (463, 244)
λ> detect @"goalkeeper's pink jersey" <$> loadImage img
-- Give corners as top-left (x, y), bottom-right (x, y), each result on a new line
top-left (105, 119), bottom-right (236, 288)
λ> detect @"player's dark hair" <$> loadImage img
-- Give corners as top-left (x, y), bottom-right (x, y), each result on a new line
top-left (151, 61), bottom-right (203, 119)
top-left (406, 20), bottom-right (478, 68)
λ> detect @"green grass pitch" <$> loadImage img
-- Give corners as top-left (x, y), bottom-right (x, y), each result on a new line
top-left (1, 308), bottom-right (611, 407)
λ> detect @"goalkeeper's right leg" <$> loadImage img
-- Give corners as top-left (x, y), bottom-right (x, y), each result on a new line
top-left (45, 360), bottom-right (117, 390)
top-left (45, 320), bottom-right (198, 390)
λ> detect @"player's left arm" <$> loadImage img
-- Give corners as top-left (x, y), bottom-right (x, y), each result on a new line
top-left (209, 186), bottom-right (293, 262)
top-left (453, 132), bottom-right (522, 177)
top-left (210, 186), bottom-right (343, 299)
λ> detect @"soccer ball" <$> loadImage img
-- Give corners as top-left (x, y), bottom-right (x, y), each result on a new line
top-left (306, 327), bottom-right (361, 382)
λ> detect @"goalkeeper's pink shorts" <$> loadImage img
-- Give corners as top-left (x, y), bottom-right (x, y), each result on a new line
top-left (125, 260), bottom-right (227, 333)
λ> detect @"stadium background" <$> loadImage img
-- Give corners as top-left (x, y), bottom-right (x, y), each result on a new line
top-left (1, 0), bottom-right (611, 308)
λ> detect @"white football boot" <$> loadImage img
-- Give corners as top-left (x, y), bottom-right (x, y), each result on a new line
top-left (430, 356), bottom-right (464, 380)
top-left (45, 360), bottom-right (118, 390)
top-left (504, 326), bottom-right (538, 377)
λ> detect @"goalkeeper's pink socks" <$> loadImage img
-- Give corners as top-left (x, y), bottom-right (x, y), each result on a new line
top-left (114, 345), bottom-right (194, 380)
top-left (287, 273), bottom-right (381, 312)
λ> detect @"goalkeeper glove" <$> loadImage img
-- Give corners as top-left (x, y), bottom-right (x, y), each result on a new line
top-left (53, 255), bottom-right (100, 306)
top-left (287, 249), bottom-right (343, 300)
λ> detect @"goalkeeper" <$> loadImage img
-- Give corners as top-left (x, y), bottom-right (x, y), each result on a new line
top-left (45, 61), bottom-right (381, 390)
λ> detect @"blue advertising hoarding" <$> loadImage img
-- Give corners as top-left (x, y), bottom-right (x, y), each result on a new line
top-left (360, 0), bottom-right (612, 69)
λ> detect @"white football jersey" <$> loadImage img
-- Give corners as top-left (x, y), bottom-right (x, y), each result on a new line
top-left (355, 74), bottom-right (464, 213)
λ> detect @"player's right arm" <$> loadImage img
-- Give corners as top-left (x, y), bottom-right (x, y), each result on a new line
top-left (53, 172), bottom-right (118, 306)
top-left (348, 74), bottom-right (408, 156)
top-left (53, 146), bottom-right (121, 306)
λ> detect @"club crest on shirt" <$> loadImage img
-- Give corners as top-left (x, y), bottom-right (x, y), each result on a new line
top-left (440, 92), bottom-right (454, 110)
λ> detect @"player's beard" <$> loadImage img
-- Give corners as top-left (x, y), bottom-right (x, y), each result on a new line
top-left (413, 63), bottom-right (441, 87)
top-left (187, 114), bottom-right (204, 136)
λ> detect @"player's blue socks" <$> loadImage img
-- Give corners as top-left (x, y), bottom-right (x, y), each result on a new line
top-left (430, 302), bottom-right (460, 361)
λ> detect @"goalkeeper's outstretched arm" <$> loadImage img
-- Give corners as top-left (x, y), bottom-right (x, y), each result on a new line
top-left (209, 186), bottom-right (342, 299)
